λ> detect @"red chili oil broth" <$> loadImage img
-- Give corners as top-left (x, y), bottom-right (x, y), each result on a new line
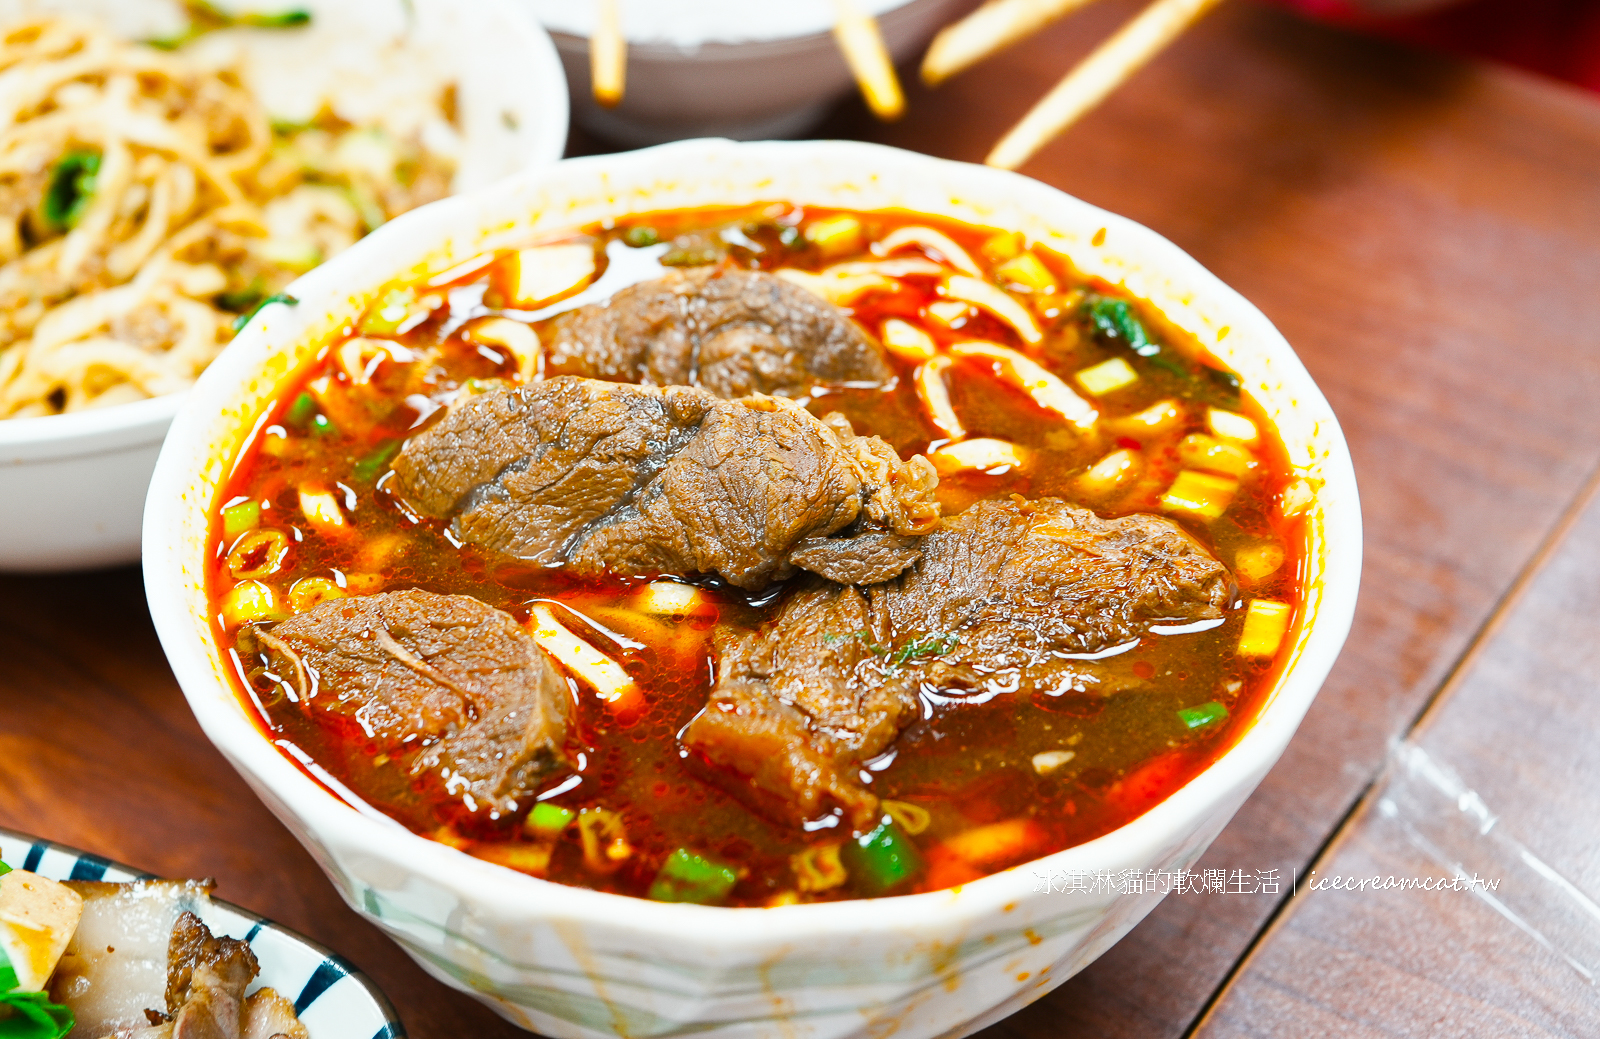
top-left (207, 203), bottom-right (1307, 907)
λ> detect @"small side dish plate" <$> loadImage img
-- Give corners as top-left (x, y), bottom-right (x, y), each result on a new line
top-left (0, 827), bottom-right (403, 1039)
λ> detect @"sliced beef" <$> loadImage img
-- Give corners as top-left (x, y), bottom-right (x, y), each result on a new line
top-left (391, 377), bottom-right (940, 590)
top-left (683, 498), bottom-right (1237, 828)
top-left (686, 582), bottom-right (920, 827)
top-left (543, 266), bottom-right (892, 398)
top-left (254, 589), bottom-right (571, 818)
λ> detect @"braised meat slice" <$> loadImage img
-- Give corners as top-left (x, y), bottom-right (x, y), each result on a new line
top-left (391, 377), bottom-right (939, 590)
top-left (164, 911), bottom-right (258, 1039)
top-left (543, 266), bottom-right (892, 398)
top-left (683, 499), bottom-right (1236, 828)
top-left (254, 589), bottom-right (571, 819)
top-left (686, 583), bottom-right (921, 828)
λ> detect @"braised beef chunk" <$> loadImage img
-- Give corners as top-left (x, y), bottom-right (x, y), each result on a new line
top-left (165, 912), bottom-right (257, 1039)
top-left (543, 267), bottom-right (892, 398)
top-left (877, 498), bottom-right (1237, 666)
top-left (683, 499), bottom-right (1236, 827)
top-left (255, 589), bottom-right (571, 817)
top-left (687, 583), bottom-right (921, 827)
top-left (391, 377), bottom-right (939, 589)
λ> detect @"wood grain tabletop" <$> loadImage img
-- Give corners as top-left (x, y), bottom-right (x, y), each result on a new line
top-left (6, 1), bottom-right (1600, 1036)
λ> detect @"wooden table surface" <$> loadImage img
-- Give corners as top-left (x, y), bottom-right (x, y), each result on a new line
top-left (7, 1), bottom-right (1600, 1035)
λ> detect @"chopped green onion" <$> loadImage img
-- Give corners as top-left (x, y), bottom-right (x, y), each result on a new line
top-left (842, 819), bottom-right (924, 895)
top-left (1084, 296), bottom-right (1185, 377)
top-left (526, 802), bottom-right (575, 839)
top-left (0, 991), bottom-right (75, 1039)
top-left (891, 631), bottom-right (958, 668)
top-left (1178, 701), bottom-right (1228, 730)
top-left (623, 226), bottom-right (660, 248)
top-left (146, 3), bottom-right (310, 49)
top-left (217, 278), bottom-right (266, 313)
top-left (222, 501), bottom-right (261, 540)
top-left (1203, 366), bottom-right (1242, 405)
top-left (309, 413), bottom-right (336, 437)
top-left (231, 292), bottom-right (297, 333)
top-left (283, 391), bottom-right (317, 427)
top-left (43, 151), bottom-right (100, 231)
top-left (352, 440), bottom-right (401, 482)
top-left (238, 8), bottom-right (310, 28)
top-left (647, 848), bottom-right (739, 905)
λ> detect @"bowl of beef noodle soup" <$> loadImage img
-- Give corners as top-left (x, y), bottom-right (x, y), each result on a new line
top-left (143, 139), bottom-right (1361, 1039)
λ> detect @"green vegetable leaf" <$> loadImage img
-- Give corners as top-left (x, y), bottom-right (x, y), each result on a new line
top-left (1083, 296), bottom-right (1186, 377)
top-left (0, 942), bottom-right (16, 993)
top-left (1178, 701), bottom-right (1228, 730)
top-left (0, 992), bottom-right (74, 1039)
top-left (0, 861), bottom-right (10, 877)
top-left (43, 151), bottom-right (100, 231)
top-left (648, 848), bottom-right (739, 905)
top-left (231, 292), bottom-right (298, 333)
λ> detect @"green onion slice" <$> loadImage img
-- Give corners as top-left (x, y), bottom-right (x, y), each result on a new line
top-left (42, 151), bottom-right (100, 231)
top-left (526, 803), bottom-right (575, 840)
top-left (283, 391), bottom-right (317, 427)
top-left (647, 848), bottom-right (739, 905)
top-left (1177, 701), bottom-right (1229, 730)
top-left (842, 819), bottom-right (924, 895)
top-left (231, 292), bottom-right (298, 333)
top-left (352, 440), bottom-right (401, 482)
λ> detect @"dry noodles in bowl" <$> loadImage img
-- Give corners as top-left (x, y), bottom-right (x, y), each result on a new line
top-left (0, 0), bottom-right (567, 570)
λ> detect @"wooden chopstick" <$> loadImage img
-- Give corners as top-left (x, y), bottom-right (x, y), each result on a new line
top-left (833, 0), bottom-right (906, 121)
top-left (591, 0), bottom-right (626, 108)
top-left (985, 0), bottom-right (1224, 169)
top-left (922, 0), bottom-right (1103, 86)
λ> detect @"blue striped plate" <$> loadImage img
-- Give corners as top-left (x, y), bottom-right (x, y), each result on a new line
top-left (0, 827), bottom-right (404, 1039)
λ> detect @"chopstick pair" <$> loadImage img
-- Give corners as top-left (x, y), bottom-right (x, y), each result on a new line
top-left (586, 0), bottom-right (906, 122)
top-left (924, 0), bottom-right (1226, 170)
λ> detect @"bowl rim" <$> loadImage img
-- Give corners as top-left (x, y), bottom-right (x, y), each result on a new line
top-left (144, 137), bottom-right (1361, 943)
top-left (0, 0), bottom-right (568, 459)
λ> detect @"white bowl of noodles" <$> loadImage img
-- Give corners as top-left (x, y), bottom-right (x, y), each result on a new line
top-left (0, 0), bottom-right (567, 571)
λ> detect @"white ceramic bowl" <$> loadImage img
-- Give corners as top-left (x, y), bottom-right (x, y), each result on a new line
top-left (529, 0), bottom-right (978, 146)
top-left (0, 0), bottom-right (569, 572)
top-left (144, 139), bottom-right (1361, 1039)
